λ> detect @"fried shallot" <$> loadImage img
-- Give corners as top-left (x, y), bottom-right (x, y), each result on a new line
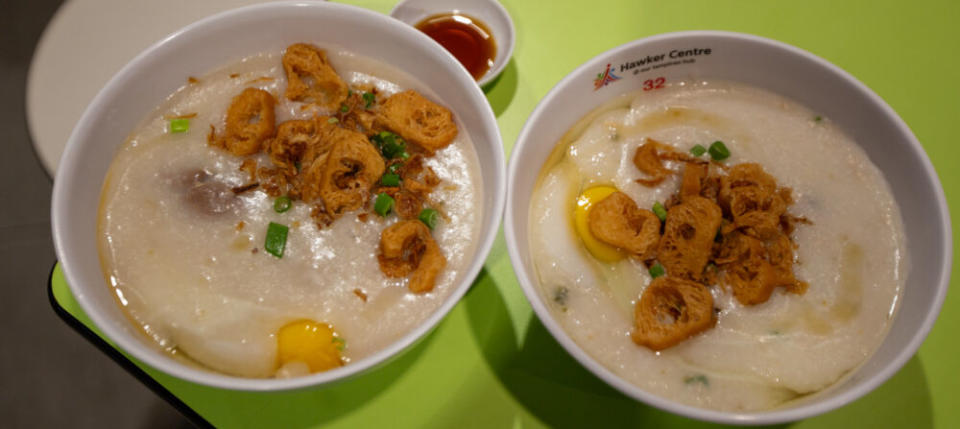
top-left (633, 139), bottom-right (672, 186)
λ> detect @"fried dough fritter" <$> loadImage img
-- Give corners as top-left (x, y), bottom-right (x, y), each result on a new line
top-left (657, 196), bottom-right (722, 281)
top-left (715, 232), bottom-right (806, 305)
top-left (300, 127), bottom-right (385, 218)
top-left (679, 162), bottom-right (709, 199)
top-left (766, 233), bottom-right (809, 295)
top-left (212, 88), bottom-right (277, 156)
top-left (587, 191), bottom-right (661, 258)
top-left (282, 43), bottom-right (349, 110)
top-left (718, 163), bottom-right (788, 239)
top-left (375, 90), bottom-right (458, 153)
top-left (632, 276), bottom-right (716, 351)
top-left (377, 220), bottom-right (447, 293)
top-left (267, 117), bottom-right (338, 175)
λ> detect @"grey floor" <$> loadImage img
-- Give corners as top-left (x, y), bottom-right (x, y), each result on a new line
top-left (1, 1), bottom-right (193, 427)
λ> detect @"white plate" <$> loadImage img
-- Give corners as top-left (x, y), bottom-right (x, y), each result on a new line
top-left (26, 0), bottom-right (273, 176)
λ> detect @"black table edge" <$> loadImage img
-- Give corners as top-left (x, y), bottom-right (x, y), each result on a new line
top-left (47, 263), bottom-right (213, 428)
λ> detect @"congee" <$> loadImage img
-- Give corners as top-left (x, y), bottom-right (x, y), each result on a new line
top-left (98, 43), bottom-right (483, 378)
top-left (529, 80), bottom-right (906, 411)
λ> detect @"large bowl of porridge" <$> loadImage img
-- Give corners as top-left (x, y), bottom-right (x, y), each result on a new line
top-left (51, 2), bottom-right (505, 390)
top-left (504, 31), bottom-right (950, 424)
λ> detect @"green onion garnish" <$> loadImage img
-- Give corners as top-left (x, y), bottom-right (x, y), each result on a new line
top-left (418, 208), bottom-right (439, 229)
top-left (264, 222), bottom-right (289, 258)
top-left (327, 117), bottom-right (339, 124)
top-left (169, 118), bottom-right (190, 133)
top-left (553, 286), bottom-right (569, 305)
top-left (339, 104), bottom-right (349, 113)
top-left (387, 163), bottom-right (402, 174)
top-left (649, 263), bottom-right (665, 279)
top-left (814, 115), bottom-right (822, 122)
top-left (362, 92), bottom-right (375, 109)
top-left (381, 173), bottom-right (401, 187)
top-left (684, 374), bottom-right (709, 386)
top-left (708, 141), bottom-right (730, 161)
top-left (273, 196), bottom-right (292, 213)
top-left (374, 193), bottom-right (395, 217)
top-left (331, 336), bottom-right (346, 351)
top-left (371, 131), bottom-right (408, 159)
top-left (652, 201), bottom-right (667, 222)
top-left (690, 144), bottom-right (706, 157)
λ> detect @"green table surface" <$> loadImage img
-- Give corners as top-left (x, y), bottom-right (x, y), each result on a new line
top-left (51, 0), bottom-right (959, 427)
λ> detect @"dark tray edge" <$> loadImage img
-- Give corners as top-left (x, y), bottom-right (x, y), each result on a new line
top-left (47, 263), bottom-right (213, 428)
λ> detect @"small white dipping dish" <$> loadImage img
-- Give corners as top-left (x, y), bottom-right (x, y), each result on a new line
top-left (504, 31), bottom-right (951, 424)
top-left (390, 0), bottom-right (515, 87)
top-left (51, 1), bottom-right (505, 392)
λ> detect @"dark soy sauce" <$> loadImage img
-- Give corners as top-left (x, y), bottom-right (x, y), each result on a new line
top-left (415, 13), bottom-right (497, 81)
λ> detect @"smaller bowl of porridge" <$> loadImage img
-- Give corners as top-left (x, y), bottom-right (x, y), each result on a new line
top-left (51, 2), bottom-right (505, 391)
top-left (505, 31), bottom-right (950, 424)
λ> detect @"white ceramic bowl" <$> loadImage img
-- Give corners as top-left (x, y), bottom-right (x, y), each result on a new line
top-left (504, 31), bottom-right (951, 424)
top-left (390, 0), bottom-right (515, 87)
top-left (51, 1), bottom-right (505, 391)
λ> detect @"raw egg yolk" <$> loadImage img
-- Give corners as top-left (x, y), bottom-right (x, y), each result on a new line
top-left (276, 320), bottom-right (343, 373)
top-left (573, 185), bottom-right (627, 263)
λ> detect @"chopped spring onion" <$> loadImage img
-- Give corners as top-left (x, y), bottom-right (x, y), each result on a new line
top-left (553, 286), bottom-right (569, 305)
top-left (382, 141), bottom-right (406, 159)
top-left (708, 141), bottom-right (730, 161)
top-left (649, 262), bottom-right (665, 279)
top-left (374, 193), bottom-right (395, 216)
top-left (684, 374), bottom-right (710, 386)
top-left (331, 336), bottom-right (346, 351)
top-left (327, 117), bottom-right (339, 124)
top-left (814, 115), bottom-right (823, 122)
top-left (387, 163), bottom-right (402, 174)
top-left (690, 144), bottom-right (707, 157)
top-left (381, 173), bottom-right (401, 187)
top-left (372, 131), bottom-right (407, 159)
top-left (264, 222), bottom-right (289, 258)
top-left (339, 104), bottom-right (349, 113)
top-left (362, 92), bottom-right (375, 108)
top-left (418, 208), bottom-right (439, 229)
top-left (652, 201), bottom-right (667, 222)
top-left (273, 196), bottom-right (292, 213)
top-left (169, 118), bottom-right (190, 133)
